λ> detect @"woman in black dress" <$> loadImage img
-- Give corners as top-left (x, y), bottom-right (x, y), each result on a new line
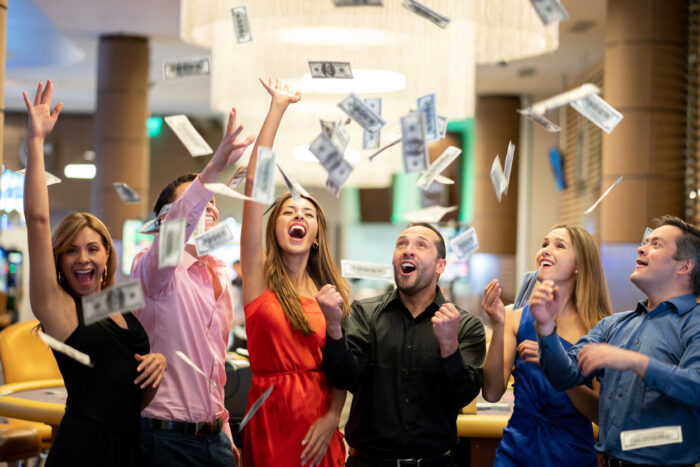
top-left (23, 80), bottom-right (167, 466)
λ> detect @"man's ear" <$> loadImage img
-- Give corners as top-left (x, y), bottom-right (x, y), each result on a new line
top-left (436, 258), bottom-right (447, 275)
top-left (678, 258), bottom-right (695, 277)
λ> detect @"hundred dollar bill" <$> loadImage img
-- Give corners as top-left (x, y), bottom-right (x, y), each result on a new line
top-left (309, 61), bottom-right (353, 79)
top-left (163, 56), bottom-right (211, 81)
top-left (113, 182), bottom-right (141, 204)
top-left (176, 351), bottom-right (219, 390)
top-left (193, 222), bottom-right (235, 256)
top-left (641, 227), bottom-right (653, 246)
top-left (403, 205), bottom-right (457, 223)
top-left (416, 146), bottom-right (462, 190)
top-left (449, 227), bottom-right (479, 260)
top-left (513, 268), bottom-right (542, 310)
top-left (331, 119), bottom-right (350, 155)
top-left (231, 6), bottom-right (252, 44)
top-left (517, 107), bottom-right (561, 132)
top-left (333, 0), bottom-right (382, 5)
top-left (530, 0), bottom-right (569, 26)
top-left (159, 217), bottom-right (186, 269)
top-left (570, 94), bottom-right (623, 134)
top-left (16, 168), bottom-right (62, 186)
top-left (39, 332), bottom-right (93, 368)
top-left (252, 146), bottom-right (276, 205)
top-left (402, 0), bottom-right (450, 28)
top-left (362, 97), bottom-right (382, 150)
top-left (619, 426), bottom-right (683, 452)
top-left (320, 119), bottom-right (336, 138)
top-left (437, 115), bottom-right (448, 139)
top-left (584, 176), bottom-right (623, 214)
top-left (531, 84), bottom-right (600, 116)
top-left (434, 174), bottom-right (454, 185)
top-left (227, 166), bottom-right (248, 189)
top-left (239, 385), bottom-right (274, 431)
top-left (368, 137), bottom-right (402, 162)
top-left (401, 112), bottom-right (429, 173)
top-left (309, 133), bottom-right (343, 171)
top-left (204, 183), bottom-right (258, 203)
top-left (325, 159), bottom-right (354, 197)
top-left (417, 93), bottom-right (440, 142)
top-left (277, 161), bottom-right (309, 201)
top-left (164, 115), bottom-right (213, 157)
top-left (139, 202), bottom-right (178, 235)
top-left (341, 260), bottom-right (394, 281)
top-left (503, 141), bottom-right (515, 194)
top-left (490, 156), bottom-right (507, 202)
top-left (338, 93), bottom-right (386, 133)
top-left (81, 279), bottom-right (146, 326)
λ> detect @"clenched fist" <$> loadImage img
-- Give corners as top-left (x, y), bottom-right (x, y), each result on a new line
top-left (431, 303), bottom-right (460, 358)
top-left (316, 284), bottom-right (344, 339)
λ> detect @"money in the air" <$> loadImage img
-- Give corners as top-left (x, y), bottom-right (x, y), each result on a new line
top-left (641, 227), bottom-right (653, 246)
top-left (164, 115), bottom-right (214, 157)
top-left (517, 108), bottom-right (561, 133)
top-left (309, 61), bottom-right (353, 79)
top-left (416, 146), bottom-right (462, 190)
top-left (333, 0), bottom-right (382, 5)
top-left (570, 94), bottom-right (623, 134)
top-left (277, 161), bottom-right (309, 201)
top-left (338, 93), bottom-right (386, 133)
top-left (113, 182), bottom-right (142, 204)
top-left (417, 93), bottom-right (440, 142)
top-left (16, 168), bottom-right (61, 186)
top-left (193, 222), bottom-right (235, 257)
top-left (251, 146), bottom-right (277, 205)
top-left (531, 84), bottom-right (599, 116)
top-left (490, 156), bottom-right (508, 202)
top-left (401, 112), bottom-right (429, 173)
top-left (402, 0), bottom-right (450, 28)
top-left (362, 97), bottom-right (382, 150)
top-left (231, 6), bottom-right (252, 43)
top-left (325, 159), bottom-right (354, 197)
top-left (449, 227), bottom-right (479, 260)
top-left (163, 56), bottom-right (211, 81)
top-left (39, 332), bottom-right (94, 368)
top-left (159, 218), bottom-right (185, 269)
top-left (341, 260), bottom-right (393, 281)
top-left (239, 385), bottom-right (274, 431)
top-left (584, 176), bottom-right (623, 214)
top-left (403, 205), bottom-right (457, 223)
top-left (81, 279), bottom-right (146, 326)
top-left (513, 268), bottom-right (542, 310)
top-left (530, 0), bottom-right (569, 26)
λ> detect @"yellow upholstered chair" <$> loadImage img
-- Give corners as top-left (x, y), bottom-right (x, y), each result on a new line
top-left (0, 320), bottom-right (63, 449)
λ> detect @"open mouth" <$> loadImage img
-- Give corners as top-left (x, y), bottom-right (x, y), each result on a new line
top-left (74, 269), bottom-right (95, 287)
top-left (400, 261), bottom-right (417, 274)
top-left (289, 224), bottom-right (307, 240)
top-left (635, 258), bottom-right (647, 267)
top-left (540, 259), bottom-right (553, 268)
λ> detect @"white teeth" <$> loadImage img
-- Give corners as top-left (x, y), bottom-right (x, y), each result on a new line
top-left (289, 225), bottom-right (306, 237)
top-left (540, 260), bottom-right (553, 267)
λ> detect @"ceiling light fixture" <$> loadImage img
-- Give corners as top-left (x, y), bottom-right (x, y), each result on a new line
top-left (64, 163), bottom-right (96, 179)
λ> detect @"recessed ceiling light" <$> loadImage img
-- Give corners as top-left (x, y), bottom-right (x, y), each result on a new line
top-left (292, 69), bottom-right (406, 94)
top-left (294, 145), bottom-right (360, 164)
top-left (64, 164), bottom-right (96, 179)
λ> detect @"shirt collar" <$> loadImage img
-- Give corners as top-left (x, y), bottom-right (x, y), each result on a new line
top-left (636, 293), bottom-right (698, 315)
top-left (386, 285), bottom-right (447, 313)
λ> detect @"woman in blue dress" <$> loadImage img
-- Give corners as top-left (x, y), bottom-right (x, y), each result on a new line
top-left (481, 225), bottom-right (612, 466)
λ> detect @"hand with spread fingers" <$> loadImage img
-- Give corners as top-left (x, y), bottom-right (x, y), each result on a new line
top-left (431, 303), bottom-right (461, 357)
top-left (23, 80), bottom-right (63, 141)
top-left (481, 279), bottom-right (506, 327)
top-left (259, 77), bottom-right (301, 108)
top-left (134, 353), bottom-right (167, 389)
top-left (300, 411), bottom-right (339, 467)
top-left (200, 107), bottom-right (256, 183)
top-left (577, 343), bottom-right (648, 378)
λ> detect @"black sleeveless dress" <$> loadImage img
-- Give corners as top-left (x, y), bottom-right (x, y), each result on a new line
top-left (46, 299), bottom-right (150, 467)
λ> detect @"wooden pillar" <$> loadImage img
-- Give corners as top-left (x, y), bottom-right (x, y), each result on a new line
top-left (473, 96), bottom-right (520, 254)
top-left (601, 0), bottom-right (687, 242)
top-left (0, 0), bottom-right (8, 170)
top-left (91, 35), bottom-right (150, 238)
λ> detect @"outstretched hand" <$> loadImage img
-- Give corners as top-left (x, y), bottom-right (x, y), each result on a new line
top-left (23, 80), bottom-right (62, 140)
top-left (201, 107), bottom-right (256, 183)
top-left (259, 78), bottom-right (301, 107)
top-left (481, 279), bottom-right (506, 327)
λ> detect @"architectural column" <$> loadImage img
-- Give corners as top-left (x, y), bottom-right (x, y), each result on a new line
top-left (0, 0), bottom-right (8, 170)
top-left (601, 0), bottom-right (687, 242)
top-left (91, 35), bottom-right (150, 238)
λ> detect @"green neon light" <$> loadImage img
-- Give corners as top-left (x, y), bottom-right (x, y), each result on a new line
top-left (146, 117), bottom-right (163, 138)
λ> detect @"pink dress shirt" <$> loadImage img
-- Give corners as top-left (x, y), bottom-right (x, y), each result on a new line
top-left (131, 177), bottom-right (234, 438)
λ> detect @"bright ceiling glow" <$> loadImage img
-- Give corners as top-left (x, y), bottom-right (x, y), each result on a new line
top-left (293, 145), bottom-right (361, 164)
top-left (292, 69), bottom-right (406, 95)
top-left (64, 164), bottom-right (96, 179)
top-left (274, 27), bottom-right (407, 47)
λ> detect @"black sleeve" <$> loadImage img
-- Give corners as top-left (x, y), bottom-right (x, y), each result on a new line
top-left (321, 300), bottom-right (373, 391)
top-left (440, 312), bottom-right (486, 409)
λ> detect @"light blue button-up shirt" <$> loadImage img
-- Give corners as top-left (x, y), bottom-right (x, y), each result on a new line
top-left (538, 294), bottom-right (700, 465)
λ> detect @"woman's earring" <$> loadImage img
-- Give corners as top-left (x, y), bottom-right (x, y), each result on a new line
top-left (575, 269), bottom-right (578, 274)
top-left (102, 270), bottom-right (108, 283)
top-left (312, 240), bottom-right (319, 249)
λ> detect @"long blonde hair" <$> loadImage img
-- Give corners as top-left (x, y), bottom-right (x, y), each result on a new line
top-left (52, 212), bottom-right (117, 295)
top-left (552, 224), bottom-right (612, 329)
top-left (264, 192), bottom-right (350, 335)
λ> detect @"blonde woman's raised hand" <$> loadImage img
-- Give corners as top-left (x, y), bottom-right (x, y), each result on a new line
top-left (259, 77), bottom-right (301, 107)
top-left (23, 80), bottom-right (62, 141)
top-left (530, 280), bottom-right (559, 336)
top-left (481, 279), bottom-right (506, 327)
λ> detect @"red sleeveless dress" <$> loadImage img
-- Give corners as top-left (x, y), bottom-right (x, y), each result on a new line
top-left (243, 290), bottom-right (345, 466)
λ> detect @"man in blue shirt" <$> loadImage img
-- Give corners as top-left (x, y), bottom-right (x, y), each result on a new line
top-left (531, 216), bottom-right (700, 466)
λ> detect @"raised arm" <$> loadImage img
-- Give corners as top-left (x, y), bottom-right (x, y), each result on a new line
top-left (241, 78), bottom-right (300, 305)
top-left (22, 81), bottom-right (75, 340)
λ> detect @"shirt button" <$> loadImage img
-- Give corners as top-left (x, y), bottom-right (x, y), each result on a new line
top-left (634, 339), bottom-right (639, 344)
top-left (404, 397), bottom-right (410, 403)
top-left (407, 344), bottom-right (412, 351)
top-left (618, 393), bottom-right (623, 398)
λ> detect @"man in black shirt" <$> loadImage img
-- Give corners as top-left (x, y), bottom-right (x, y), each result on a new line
top-left (317, 223), bottom-right (486, 466)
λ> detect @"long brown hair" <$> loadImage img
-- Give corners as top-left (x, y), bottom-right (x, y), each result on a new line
top-left (52, 212), bottom-right (117, 294)
top-left (551, 224), bottom-right (612, 330)
top-left (264, 192), bottom-right (350, 335)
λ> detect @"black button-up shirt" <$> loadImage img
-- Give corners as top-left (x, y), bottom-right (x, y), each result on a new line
top-left (322, 287), bottom-right (485, 458)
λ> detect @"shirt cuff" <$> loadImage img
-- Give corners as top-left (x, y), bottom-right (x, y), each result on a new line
top-left (538, 331), bottom-right (560, 352)
top-left (643, 357), bottom-right (669, 391)
top-left (441, 348), bottom-right (464, 381)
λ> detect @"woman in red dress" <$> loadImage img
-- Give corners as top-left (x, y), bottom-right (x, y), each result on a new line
top-left (240, 78), bottom-right (349, 467)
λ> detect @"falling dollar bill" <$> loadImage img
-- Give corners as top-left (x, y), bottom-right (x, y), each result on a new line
top-left (401, 112), bottom-right (429, 173)
top-left (164, 115), bottom-right (213, 157)
top-left (277, 161), bottom-right (309, 201)
top-left (159, 217), bottom-right (185, 269)
top-left (416, 146), bottom-right (462, 190)
top-left (39, 332), bottom-right (94, 368)
top-left (530, 0), bottom-right (569, 26)
top-left (338, 93), bottom-right (386, 133)
top-left (81, 279), bottom-right (146, 326)
top-left (309, 133), bottom-right (343, 170)
top-left (417, 93), bottom-right (440, 142)
top-left (238, 385), bottom-right (274, 431)
top-left (333, 0), bottom-right (382, 5)
top-left (490, 156), bottom-right (508, 202)
top-left (163, 56), bottom-right (211, 81)
top-left (434, 175), bottom-right (454, 185)
top-left (231, 6), bottom-right (252, 43)
top-left (193, 222), bottom-right (235, 256)
top-left (513, 268), bottom-right (542, 310)
top-left (325, 159), bottom-right (354, 197)
top-left (176, 350), bottom-right (219, 390)
top-left (113, 182), bottom-right (142, 204)
top-left (531, 84), bottom-right (600, 116)
top-left (251, 146), bottom-right (276, 205)
top-left (204, 183), bottom-right (258, 203)
top-left (517, 107), bottom-right (561, 132)
top-left (402, 0), bottom-right (450, 28)
top-left (362, 97), bottom-right (382, 150)
top-left (584, 176), bottom-right (623, 214)
top-left (503, 141), bottom-right (515, 194)
top-left (570, 94), bottom-right (623, 134)
top-left (227, 166), bottom-right (248, 189)
top-left (641, 227), bottom-right (653, 246)
top-left (331, 119), bottom-right (350, 155)
top-left (341, 260), bottom-right (394, 281)
top-left (449, 227), bottom-right (479, 260)
top-left (403, 205), bottom-right (457, 223)
top-left (437, 115), bottom-right (448, 139)
top-left (309, 61), bottom-right (353, 79)
top-left (320, 119), bottom-right (336, 138)
top-left (139, 202), bottom-right (177, 235)
top-left (16, 168), bottom-right (62, 186)
top-left (368, 137), bottom-right (402, 162)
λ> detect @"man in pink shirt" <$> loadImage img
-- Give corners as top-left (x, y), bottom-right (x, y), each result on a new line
top-left (131, 109), bottom-right (254, 466)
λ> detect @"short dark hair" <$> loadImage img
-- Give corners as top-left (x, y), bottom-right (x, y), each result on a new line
top-left (407, 222), bottom-right (446, 259)
top-left (153, 172), bottom-right (198, 217)
top-left (655, 216), bottom-right (700, 295)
